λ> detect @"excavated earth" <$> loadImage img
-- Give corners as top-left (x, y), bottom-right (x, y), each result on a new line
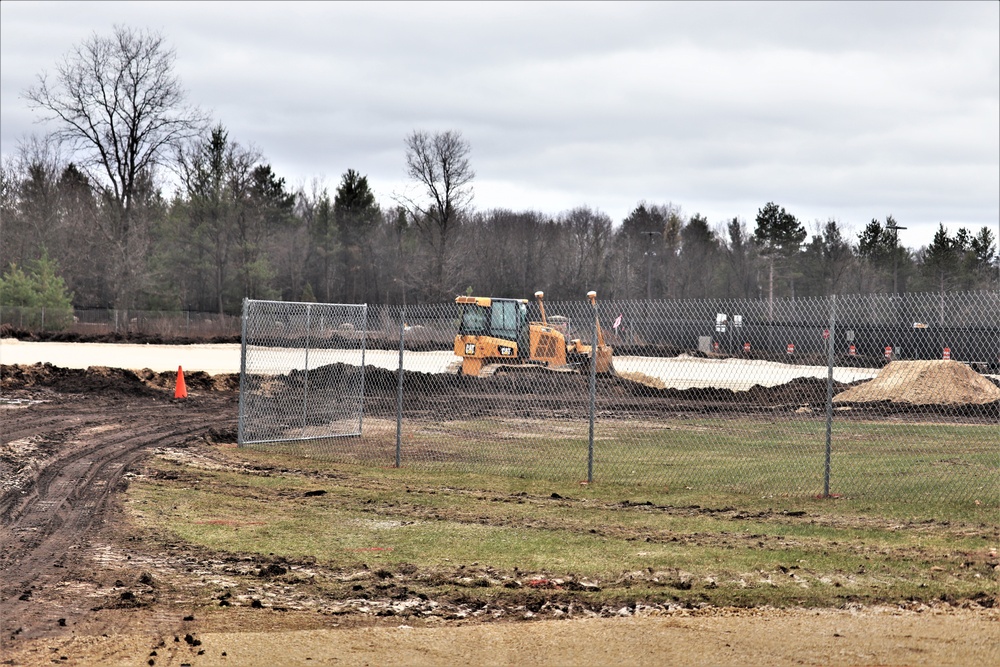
top-left (1, 358), bottom-right (998, 666)
top-left (833, 359), bottom-right (1000, 405)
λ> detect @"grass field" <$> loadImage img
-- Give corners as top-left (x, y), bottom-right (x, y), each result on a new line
top-left (124, 419), bottom-right (999, 615)
top-left (245, 416), bottom-right (999, 520)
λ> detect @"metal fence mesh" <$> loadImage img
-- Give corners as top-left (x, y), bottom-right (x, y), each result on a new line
top-left (0, 306), bottom-right (242, 337)
top-left (238, 300), bottom-right (368, 451)
top-left (239, 291), bottom-right (999, 517)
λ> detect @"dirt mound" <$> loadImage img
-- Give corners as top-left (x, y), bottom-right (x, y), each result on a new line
top-left (6, 360), bottom-right (994, 415)
top-left (0, 323), bottom-right (22, 338)
top-left (3, 360), bottom-right (842, 410)
top-left (1, 363), bottom-right (161, 396)
top-left (834, 360), bottom-right (1000, 405)
top-left (611, 375), bottom-right (846, 407)
top-left (135, 367), bottom-right (241, 391)
top-left (1, 363), bottom-right (240, 396)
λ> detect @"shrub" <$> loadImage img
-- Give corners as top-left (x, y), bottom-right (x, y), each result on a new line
top-left (0, 251), bottom-right (75, 330)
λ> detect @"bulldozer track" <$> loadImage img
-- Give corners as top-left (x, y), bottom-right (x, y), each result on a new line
top-left (478, 362), bottom-right (581, 378)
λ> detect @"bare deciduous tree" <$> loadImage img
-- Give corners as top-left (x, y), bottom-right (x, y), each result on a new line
top-left (25, 25), bottom-right (205, 308)
top-left (177, 125), bottom-right (261, 313)
top-left (1, 136), bottom-right (65, 269)
top-left (400, 130), bottom-right (474, 299)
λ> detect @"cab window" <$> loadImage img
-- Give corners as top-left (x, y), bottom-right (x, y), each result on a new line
top-left (460, 306), bottom-right (489, 334)
top-left (490, 300), bottom-right (520, 340)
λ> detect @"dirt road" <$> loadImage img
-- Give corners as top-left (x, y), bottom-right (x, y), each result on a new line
top-left (1, 364), bottom-right (996, 666)
top-left (1, 386), bottom-right (237, 644)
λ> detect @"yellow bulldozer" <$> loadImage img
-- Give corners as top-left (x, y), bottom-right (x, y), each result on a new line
top-left (453, 290), bottom-right (615, 377)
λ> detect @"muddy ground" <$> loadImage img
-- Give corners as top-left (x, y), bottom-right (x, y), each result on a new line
top-left (1, 362), bottom-right (997, 666)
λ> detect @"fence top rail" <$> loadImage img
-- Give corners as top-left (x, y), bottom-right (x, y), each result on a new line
top-left (244, 298), bottom-right (368, 308)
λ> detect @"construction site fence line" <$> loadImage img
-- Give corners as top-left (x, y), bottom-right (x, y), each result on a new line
top-left (242, 292), bottom-right (999, 519)
top-left (0, 306), bottom-right (243, 338)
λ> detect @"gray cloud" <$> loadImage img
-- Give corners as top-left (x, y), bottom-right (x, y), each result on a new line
top-left (2, 1), bottom-right (997, 248)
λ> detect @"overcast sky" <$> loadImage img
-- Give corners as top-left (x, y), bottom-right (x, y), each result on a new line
top-left (2, 1), bottom-right (998, 249)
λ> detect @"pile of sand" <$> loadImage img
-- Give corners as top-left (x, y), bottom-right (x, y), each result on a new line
top-left (833, 360), bottom-right (1000, 405)
top-left (617, 370), bottom-right (667, 389)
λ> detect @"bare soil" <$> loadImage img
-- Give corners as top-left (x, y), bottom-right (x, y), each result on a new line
top-left (833, 359), bottom-right (1000, 404)
top-left (1, 362), bottom-right (997, 666)
top-left (0, 323), bottom-right (241, 347)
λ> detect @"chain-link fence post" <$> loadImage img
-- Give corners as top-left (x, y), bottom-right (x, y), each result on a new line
top-left (587, 293), bottom-right (598, 484)
top-left (237, 297), bottom-right (249, 446)
top-left (301, 304), bottom-right (312, 439)
top-left (823, 294), bottom-right (837, 497)
top-left (395, 306), bottom-right (406, 468)
top-left (359, 305), bottom-right (369, 434)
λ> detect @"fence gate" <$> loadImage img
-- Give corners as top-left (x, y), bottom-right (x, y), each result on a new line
top-left (238, 299), bottom-right (368, 447)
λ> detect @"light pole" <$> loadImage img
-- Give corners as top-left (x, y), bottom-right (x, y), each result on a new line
top-left (886, 222), bottom-right (906, 361)
top-left (886, 222), bottom-right (907, 296)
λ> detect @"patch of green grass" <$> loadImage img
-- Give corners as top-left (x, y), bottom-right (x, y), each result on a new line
top-left (258, 416), bottom-right (998, 521)
top-left (125, 445), bottom-right (999, 610)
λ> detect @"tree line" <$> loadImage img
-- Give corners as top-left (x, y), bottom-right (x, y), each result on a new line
top-left (2, 26), bottom-right (997, 316)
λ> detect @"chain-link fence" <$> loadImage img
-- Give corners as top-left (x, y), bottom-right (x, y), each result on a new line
top-left (238, 300), bottom-right (368, 448)
top-left (0, 306), bottom-right (242, 338)
top-left (238, 291), bottom-right (999, 516)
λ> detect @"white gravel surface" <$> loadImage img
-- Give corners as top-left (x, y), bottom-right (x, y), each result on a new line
top-left (1, 339), bottom-right (881, 391)
top-left (1, 339), bottom-right (246, 376)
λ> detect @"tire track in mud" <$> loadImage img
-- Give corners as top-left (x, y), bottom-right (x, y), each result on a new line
top-left (0, 394), bottom-right (237, 644)
top-left (3, 407), bottom-right (77, 441)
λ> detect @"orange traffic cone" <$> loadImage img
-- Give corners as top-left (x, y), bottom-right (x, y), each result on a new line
top-left (174, 366), bottom-right (188, 399)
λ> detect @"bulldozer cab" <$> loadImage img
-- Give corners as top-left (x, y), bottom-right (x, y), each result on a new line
top-left (457, 297), bottom-right (530, 358)
top-left (454, 292), bottom-right (614, 377)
